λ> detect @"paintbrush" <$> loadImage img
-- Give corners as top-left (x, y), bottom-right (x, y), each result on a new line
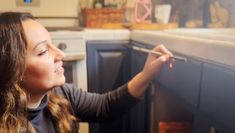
top-left (132, 46), bottom-right (187, 62)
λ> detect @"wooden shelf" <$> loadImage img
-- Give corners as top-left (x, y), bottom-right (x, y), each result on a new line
top-left (130, 23), bottom-right (179, 30)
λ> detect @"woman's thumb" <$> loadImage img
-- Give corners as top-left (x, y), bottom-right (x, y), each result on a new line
top-left (153, 55), bottom-right (169, 66)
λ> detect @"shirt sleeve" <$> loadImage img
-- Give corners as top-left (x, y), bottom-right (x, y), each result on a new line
top-left (54, 83), bottom-right (140, 122)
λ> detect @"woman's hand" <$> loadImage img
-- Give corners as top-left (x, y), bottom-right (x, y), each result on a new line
top-left (128, 44), bottom-right (173, 98)
top-left (141, 44), bottom-right (174, 83)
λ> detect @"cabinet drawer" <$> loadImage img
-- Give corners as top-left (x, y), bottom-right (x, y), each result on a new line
top-left (200, 63), bottom-right (235, 132)
top-left (157, 58), bottom-right (202, 108)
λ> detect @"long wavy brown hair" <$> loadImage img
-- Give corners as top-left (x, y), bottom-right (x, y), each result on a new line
top-left (0, 12), bottom-right (76, 133)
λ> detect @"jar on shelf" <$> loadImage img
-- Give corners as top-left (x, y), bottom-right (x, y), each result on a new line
top-left (134, 0), bottom-right (152, 23)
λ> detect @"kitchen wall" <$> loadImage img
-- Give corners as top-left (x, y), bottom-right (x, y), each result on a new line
top-left (153, 0), bottom-right (235, 27)
top-left (0, 0), bottom-right (80, 27)
top-left (1, 0), bottom-right (234, 28)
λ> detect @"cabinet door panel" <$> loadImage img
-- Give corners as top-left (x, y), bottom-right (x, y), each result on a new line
top-left (87, 41), bottom-right (130, 133)
top-left (87, 42), bottom-right (129, 93)
top-left (97, 51), bottom-right (125, 91)
top-left (157, 58), bottom-right (202, 108)
top-left (200, 63), bottom-right (235, 132)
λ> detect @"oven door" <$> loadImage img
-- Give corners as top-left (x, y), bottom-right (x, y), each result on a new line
top-left (63, 61), bottom-right (78, 87)
top-left (63, 52), bottom-right (88, 91)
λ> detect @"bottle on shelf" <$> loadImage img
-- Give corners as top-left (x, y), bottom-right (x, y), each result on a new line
top-left (125, 0), bottom-right (135, 23)
top-left (94, 0), bottom-right (103, 9)
top-left (104, 0), bottom-right (118, 8)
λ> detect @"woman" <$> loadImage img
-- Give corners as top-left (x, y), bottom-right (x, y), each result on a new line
top-left (0, 12), bottom-right (173, 133)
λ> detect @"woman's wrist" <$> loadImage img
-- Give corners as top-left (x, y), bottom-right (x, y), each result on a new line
top-left (134, 72), bottom-right (151, 87)
top-left (127, 72), bottom-right (150, 98)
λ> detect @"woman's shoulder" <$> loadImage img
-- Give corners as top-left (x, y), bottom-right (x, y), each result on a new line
top-left (54, 83), bottom-right (76, 92)
top-left (52, 83), bottom-right (82, 99)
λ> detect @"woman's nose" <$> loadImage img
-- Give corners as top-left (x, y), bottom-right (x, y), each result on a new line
top-left (53, 45), bottom-right (65, 61)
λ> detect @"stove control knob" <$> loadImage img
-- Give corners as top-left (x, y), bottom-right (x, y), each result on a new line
top-left (57, 43), bottom-right (67, 51)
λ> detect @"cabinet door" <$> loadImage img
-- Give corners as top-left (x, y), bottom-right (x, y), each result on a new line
top-left (87, 41), bottom-right (130, 93)
top-left (87, 41), bottom-right (130, 133)
top-left (200, 63), bottom-right (235, 133)
top-left (157, 57), bottom-right (202, 109)
top-left (128, 45), bottom-right (151, 133)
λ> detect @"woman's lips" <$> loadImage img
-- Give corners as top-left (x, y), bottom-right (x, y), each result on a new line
top-left (55, 66), bottom-right (64, 74)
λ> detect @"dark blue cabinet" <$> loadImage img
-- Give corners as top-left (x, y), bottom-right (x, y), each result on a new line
top-left (87, 41), bottom-right (130, 93)
top-left (87, 41), bottom-right (131, 133)
top-left (87, 41), bottom-right (151, 133)
top-left (86, 40), bottom-right (235, 133)
top-left (157, 57), bottom-right (203, 109)
top-left (130, 42), bottom-right (195, 133)
top-left (200, 63), bottom-right (235, 133)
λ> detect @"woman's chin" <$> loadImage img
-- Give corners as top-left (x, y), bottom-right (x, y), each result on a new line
top-left (55, 76), bottom-right (66, 86)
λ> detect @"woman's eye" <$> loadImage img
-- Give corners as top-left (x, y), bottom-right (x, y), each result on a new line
top-left (37, 50), bottom-right (48, 56)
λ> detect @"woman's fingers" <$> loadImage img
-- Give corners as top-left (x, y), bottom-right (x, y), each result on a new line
top-left (152, 44), bottom-right (173, 58)
top-left (152, 44), bottom-right (174, 69)
top-left (152, 54), bottom-right (171, 67)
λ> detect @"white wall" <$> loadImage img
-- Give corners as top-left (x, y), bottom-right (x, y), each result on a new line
top-left (0, 0), bottom-right (80, 27)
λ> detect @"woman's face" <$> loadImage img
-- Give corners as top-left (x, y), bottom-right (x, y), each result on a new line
top-left (22, 19), bottom-right (65, 95)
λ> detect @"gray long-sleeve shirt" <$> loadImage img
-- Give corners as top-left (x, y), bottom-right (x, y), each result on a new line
top-left (28, 83), bottom-right (140, 133)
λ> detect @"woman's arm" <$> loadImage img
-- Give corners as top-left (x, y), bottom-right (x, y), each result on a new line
top-left (56, 83), bottom-right (140, 122)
